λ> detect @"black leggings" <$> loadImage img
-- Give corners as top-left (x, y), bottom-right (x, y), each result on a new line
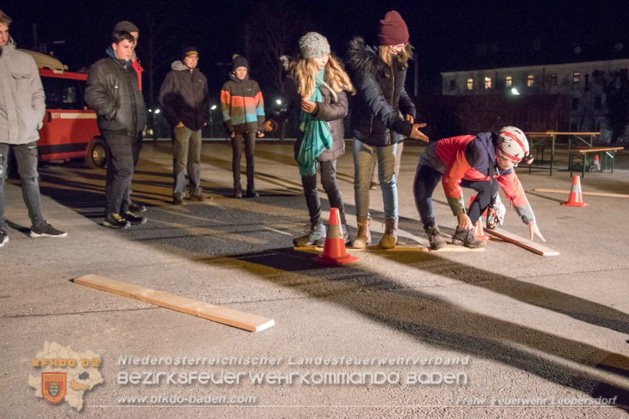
top-left (302, 160), bottom-right (346, 226)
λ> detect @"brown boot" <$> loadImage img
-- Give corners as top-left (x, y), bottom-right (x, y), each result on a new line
top-left (379, 218), bottom-right (398, 249)
top-left (352, 217), bottom-right (371, 249)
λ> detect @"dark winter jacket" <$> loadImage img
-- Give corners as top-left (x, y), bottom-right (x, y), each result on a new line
top-left (84, 54), bottom-right (147, 137)
top-left (273, 73), bottom-right (349, 163)
top-left (159, 61), bottom-right (210, 131)
top-left (220, 73), bottom-right (265, 134)
top-left (347, 37), bottom-right (416, 147)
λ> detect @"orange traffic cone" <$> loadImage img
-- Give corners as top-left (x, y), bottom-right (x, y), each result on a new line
top-left (561, 175), bottom-right (588, 207)
top-left (592, 154), bottom-right (601, 172)
top-left (468, 195), bottom-right (490, 240)
top-left (315, 208), bottom-right (359, 266)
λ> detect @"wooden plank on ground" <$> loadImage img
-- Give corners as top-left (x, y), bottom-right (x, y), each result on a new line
top-left (73, 274), bottom-right (275, 332)
top-left (532, 189), bottom-right (629, 199)
top-left (485, 228), bottom-right (559, 256)
top-left (294, 244), bottom-right (484, 253)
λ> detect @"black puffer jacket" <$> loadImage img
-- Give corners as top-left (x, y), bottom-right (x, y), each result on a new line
top-left (84, 55), bottom-right (147, 136)
top-left (347, 37), bottom-right (416, 147)
top-left (274, 73), bottom-right (348, 163)
top-left (158, 60), bottom-right (210, 131)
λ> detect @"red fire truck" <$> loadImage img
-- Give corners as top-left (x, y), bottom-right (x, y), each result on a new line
top-left (21, 50), bottom-right (107, 168)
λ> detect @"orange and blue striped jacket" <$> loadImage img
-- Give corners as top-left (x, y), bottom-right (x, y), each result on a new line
top-left (220, 74), bottom-right (264, 134)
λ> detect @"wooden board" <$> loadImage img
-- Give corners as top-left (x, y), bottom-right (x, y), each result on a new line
top-left (73, 274), bottom-right (275, 332)
top-left (485, 228), bottom-right (559, 256)
top-left (533, 189), bottom-right (629, 199)
top-left (294, 243), bottom-right (484, 253)
top-left (572, 147), bottom-right (623, 154)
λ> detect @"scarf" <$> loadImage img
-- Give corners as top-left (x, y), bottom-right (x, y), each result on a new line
top-left (297, 69), bottom-right (333, 176)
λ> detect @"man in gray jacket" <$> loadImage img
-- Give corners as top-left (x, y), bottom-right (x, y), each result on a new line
top-left (0, 9), bottom-right (67, 247)
top-left (84, 30), bottom-right (147, 229)
top-left (159, 46), bottom-right (210, 205)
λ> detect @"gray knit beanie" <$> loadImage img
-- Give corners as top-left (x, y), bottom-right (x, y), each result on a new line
top-left (298, 32), bottom-right (330, 59)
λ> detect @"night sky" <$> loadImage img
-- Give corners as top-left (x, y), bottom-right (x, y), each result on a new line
top-left (4, 0), bottom-right (628, 105)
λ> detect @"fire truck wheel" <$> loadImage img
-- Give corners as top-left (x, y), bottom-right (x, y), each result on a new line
top-left (85, 137), bottom-right (108, 169)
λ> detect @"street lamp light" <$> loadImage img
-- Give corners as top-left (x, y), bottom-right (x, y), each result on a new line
top-left (276, 99), bottom-right (282, 105)
top-left (511, 87), bottom-right (520, 96)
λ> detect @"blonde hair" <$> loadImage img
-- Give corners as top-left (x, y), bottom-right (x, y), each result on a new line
top-left (292, 55), bottom-right (355, 100)
top-left (379, 45), bottom-right (412, 66)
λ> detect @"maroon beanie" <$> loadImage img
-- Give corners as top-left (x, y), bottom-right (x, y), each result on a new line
top-left (378, 10), bottom-right (409, 45)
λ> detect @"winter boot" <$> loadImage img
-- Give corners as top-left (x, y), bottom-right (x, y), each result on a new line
top-left (452, 227), bottom-right (486, 248)
top-left (293, 222), bottom-right (326, 247)
top-left (379, 218), bottom-right (398, 249)
top-left (352, 217), bottom-right (371, 249)
top-left (245, 183), bottom-right (259, 198)
top-left (426, 225), bottom-right (446, 250)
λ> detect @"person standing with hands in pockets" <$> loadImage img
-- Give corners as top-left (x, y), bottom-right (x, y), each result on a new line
top-left (159, 46), bottom-right (210, 205)
top-left (347, 10), bottom-right (429, 249)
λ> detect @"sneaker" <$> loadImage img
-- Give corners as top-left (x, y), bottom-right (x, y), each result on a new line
top-left (172, 195), bottom-right (185, 205)
top-left (129, 201), bottom-right (147, 212)
top-left (293, 222), bottom-right (326, 247)
top-left (189, 193), bottom-right (212, 201)
top-left (341, 224), bottom-right (351, 246)
top-left (103, 213), bottom-right (131, 229)
top-left (30, 223), bottom-right (68, 238)
top-left (452, 227), bottom-right (486, 248)
top-left (426, 225), bottom-right (446, 250)
top-left (123, 211), bottom-right (147, 225)
top-left (0, 230), bottom-right (8, 247)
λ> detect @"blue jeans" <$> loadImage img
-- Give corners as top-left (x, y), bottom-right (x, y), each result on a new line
top-left (173, 126), bottom-right (202, 196)
top-left (0, 141), bottom-right (45, 231)
top-left (413, 163), bottom-right (497, 230)
top-left (353, 139), bottom-right (398, 220)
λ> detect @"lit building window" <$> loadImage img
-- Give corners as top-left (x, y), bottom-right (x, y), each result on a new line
top-left (550, 73), bottom-right (558, 86)
top-left (505, 76), bottom-right (512, 87)
top-left (527, 75), bottom-right (535, 87)
top-left (484, 77), bottom-right (492, 89)
top-left (573, 72), bottom-right (580, 84)
top-left (467, 78), bottom-right (474, 90)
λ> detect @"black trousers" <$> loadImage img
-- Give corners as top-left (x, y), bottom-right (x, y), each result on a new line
top-left (231, 132), bottom-right (256, 188)
top-left (104, 132), bottom-right (134, 215)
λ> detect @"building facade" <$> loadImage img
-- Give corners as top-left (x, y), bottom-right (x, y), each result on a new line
top-left (442, 59), bottom-right (629, 141)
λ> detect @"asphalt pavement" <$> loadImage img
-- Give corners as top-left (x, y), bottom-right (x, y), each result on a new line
top-left (1, 140), bottom-right (628, 418)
